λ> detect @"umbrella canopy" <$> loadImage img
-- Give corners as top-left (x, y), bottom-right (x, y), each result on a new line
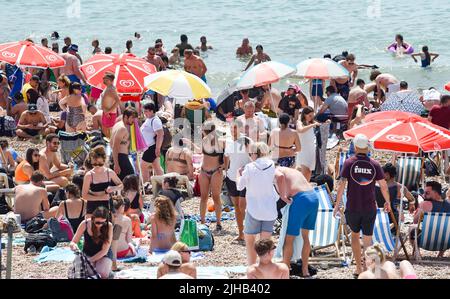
top-left (216, 77), bottom-right (240, 107)
top-left (236, 61), bottom-right (296, 90)
top-left (295, 58), bottom-right (349, 79)
top-left (445, 82), bottom-right (450, 92)
top-left (380, 91), bottom-right (424, 115)
top-left (0, 40), bottom-right (65, 68)
top-left (144, 70), bottom-right (211, 103)
top-left (344, 112), bottom-right (450, 153)
top-left (364, 110), bottom-right (413, 122)
top-left (80, 53), bottom-right (156, 94)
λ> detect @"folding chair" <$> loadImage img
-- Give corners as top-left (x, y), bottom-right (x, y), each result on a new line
top-left (396, 156), bottom-right (424, 191)
top-left (413, 212), bottom-right (450, 264)
top-left (308, 184), bottom-right (347, 262)
top-left (334, 148), bottom-right (349, 181)
top-left (0, 173), bottom-right (14, 209)
top-left (58, 131), bottom-right (88, 167)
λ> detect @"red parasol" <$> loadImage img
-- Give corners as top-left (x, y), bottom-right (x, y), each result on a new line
top-left (0, 40), bottom-right (65, 68)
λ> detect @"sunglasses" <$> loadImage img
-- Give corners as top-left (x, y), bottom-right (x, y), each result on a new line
top-left (92, 163), bottom-right (105, 167)
top-left (33, 154), bottom-right (40, 157)
top-left (52, 142), bottom-right (60, 145)
top-left (94, 221), bottom-right (107, 226)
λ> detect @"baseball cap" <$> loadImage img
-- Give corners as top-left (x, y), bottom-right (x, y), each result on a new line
top-left (353, 134), bottom-right (369, 149)
top-left (28, 103), bottom-right (38, 112)
top-left (68, 44), bottom-right (79, 52)
top-left (163, 250), bottom-right (182, 267)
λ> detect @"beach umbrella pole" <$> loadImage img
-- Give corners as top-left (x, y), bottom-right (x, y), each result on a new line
top-left (136, 153), bottom-right (146, 197)
top-left (394, 152), bottom-right (408, 259)
top-left (269, 88), bottom-right (279, 118)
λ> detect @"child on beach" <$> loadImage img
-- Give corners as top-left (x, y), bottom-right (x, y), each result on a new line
top-left (411, 46), bottom-right (439, 67)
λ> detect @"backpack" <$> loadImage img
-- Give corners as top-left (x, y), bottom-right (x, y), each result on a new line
top-left (151, 118), bottom-right (172, 151)
top-left (0, 116), bottom-right (16, 137)
top-left (197, 224), bottom-right (214, 251)
top-left (24, 231), bottom-right (57, 253)
top-left (25, 215), bottom-right (48, 233)
top-left (48, 216), bottom-right (74, 242)
top-left (289, 259), bottom-right (318, 277)
top-left (68, 251), bottom-right (101, 279)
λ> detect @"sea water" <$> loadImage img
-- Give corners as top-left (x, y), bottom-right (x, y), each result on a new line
top-left (1, 0), bottom-right (450, 96)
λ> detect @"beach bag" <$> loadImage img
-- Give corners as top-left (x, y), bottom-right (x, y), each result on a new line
top-left (48, 216), bottom-right (74, 242)
top-left (197, 224), bottom-right (214, 251)
top-left (68, 251), bottom-right (101, 279)
top-left (0, 116), bottom-right (16, 137)
top-left (289, 259), bottom-right (318, 277)
top-left (179, 218), bottom-right (199, 250)
top-left (151, 118), bottom-right (172, 151)
top-left (50, 188), bottom-right (67, 208)
top-left (24, 231), bottom-right (57, 253)
top-left (25, 214), bottom-right (47, 233)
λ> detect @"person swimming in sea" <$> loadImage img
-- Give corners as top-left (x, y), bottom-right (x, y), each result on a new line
top-left (411, 46), bottom-right (439, 67)
top-left (387, 34), bottom-right (412, 55)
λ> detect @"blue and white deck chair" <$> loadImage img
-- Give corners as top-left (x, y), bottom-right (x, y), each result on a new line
top-left (335, 149), bottom-right (349, 181)
top-left (372, 209), bottom-right (396, 253)
top-left (396, 156), bottom-right (423, 189)
top-left (414, 212), bottom-right (450, 262)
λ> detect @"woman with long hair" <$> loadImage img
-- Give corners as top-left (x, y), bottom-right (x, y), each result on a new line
top-left (56, 183), bottom-right (86, 232)
top-left (70, 206), bottom-right (113, 279)
top-left (269, 113), bottom-right (301, 168)
top-left (59, 82), bottom-right (87, 132)
top-left (199, 120), bottom-right (225, 231)
top-left (296, 107), bottom-right (321, 181)
top-left (122, 174), bottom-right (145, 237)
top-left (150, 196), bottom-right (177, 253)
top-left (82, 146), bottom-right (123, 219)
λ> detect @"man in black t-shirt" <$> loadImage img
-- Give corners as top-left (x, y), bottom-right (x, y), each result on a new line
top-left (278, 85), bottom-right (302, 124)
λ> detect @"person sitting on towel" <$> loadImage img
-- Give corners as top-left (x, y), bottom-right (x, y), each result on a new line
top-left (157, 242), bottom-right (197, 278)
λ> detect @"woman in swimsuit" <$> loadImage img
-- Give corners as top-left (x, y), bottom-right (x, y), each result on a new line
top-left (269, 113), bottom-right (301, 168)
top-left (296, 107), bottom-right (321, 181)
top-left (411, 46), bottom-right (439, 68)
top-left (59, 82), bottom-right (87, 132)
top-left (111, 197), bottom-right (136, 268)
top-left (199, 121), bottom-right (225, 231)
top-left (56, 183), bottom-right (86, 232)
top-left (244, 45), bottom-right (271, 71)
top-left (122, 174), bottom-right (145, 238)
top-left (150, 196), bottom-right (177, 253)
top-left (82, 146), bottom-right (123, 219)
top-left (165, 139), bottom-right (194, 180)
top-left (70, 207), bottom-right (113, 279)
top-left (52, 75), bottom-right (70, 101)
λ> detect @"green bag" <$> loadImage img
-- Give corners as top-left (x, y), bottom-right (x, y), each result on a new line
top-left (179, 219), bottom-right (199, 250)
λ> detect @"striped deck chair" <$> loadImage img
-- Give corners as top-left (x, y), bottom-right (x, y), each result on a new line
top-left (309, 185), bottom-right (345, 261)
top-left (414, 212), bottom-right (450, 263)
top-left (396, 156), bottom-right (423, 190)
top-left (373, 209), bottom-right (396, 253)
top-left (334, 149), bottom-right (349, 181)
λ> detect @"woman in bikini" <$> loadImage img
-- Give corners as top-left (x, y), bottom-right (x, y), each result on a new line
top-left (52, 75), bottom-right (70, 101)
top-left (59, 82), bottom-right (87, 132)
top-left (269, 113), bottom-right (301, 168)
top-left (244, 45), bottom-right (271, 71)
top-left (82, 146), bottom-right (123, 219)
top-left (150, 196), bottom-right (177, 254)
top-left (122, 174), bottom-right (145, 238)
top-left (165, 139), bottom-right (194, 180)
top-left (111, 197), bottom-right (136, 271)
top-left (199, 121), bottom-right (225, 231)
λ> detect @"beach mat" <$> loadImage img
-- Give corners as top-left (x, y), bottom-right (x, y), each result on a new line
top-left (1, 236), bottom-right (26, 246)
top-left (147, 248), bottom-right (205, 263)
top-left (189, 211), bottom-right (235, 223)
top-left (114, 265), bottom-right (247, 279)
top-left (34, 246), bottom-right (75, 263)
top-left (118, 246), bottom-right (148, 263)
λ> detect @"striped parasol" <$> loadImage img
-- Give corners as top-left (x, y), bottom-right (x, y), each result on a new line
top-left (295, 58), bottom-right (349, 79)
top-left (0, 40), bottom-right (65, 68)
top-left (235, 61), bottom-right (296, 90)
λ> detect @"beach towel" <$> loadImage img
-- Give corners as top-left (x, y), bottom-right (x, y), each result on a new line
top-left (189, 211), bottom-right (236, 223)
top-left (118, 246), bottom-right (148, 263)
top-left (114, 265), bottom-right (246, 279)
top-left (146, 248), bottom-right (205, 264)
top-left (34, 246), bottom-right (75, 263)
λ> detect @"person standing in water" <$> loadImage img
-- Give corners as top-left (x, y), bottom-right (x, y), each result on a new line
top-left (196, 36), bottom-right (213, 52)
top-left (411, 46), bottom-right (439, 67)
top-left (244, 45), bottom-right (271, 71)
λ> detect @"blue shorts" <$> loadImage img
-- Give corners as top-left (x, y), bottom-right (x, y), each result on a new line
top-left (244, 212), bottom-right (275, 235)
top-left (286, 190), bottom-right (319, 236)
top-left (311, 80), bottom-right (323, 97)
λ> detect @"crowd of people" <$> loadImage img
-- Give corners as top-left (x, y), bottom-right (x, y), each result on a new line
top-left (0, 32), bottom-right (449, 280)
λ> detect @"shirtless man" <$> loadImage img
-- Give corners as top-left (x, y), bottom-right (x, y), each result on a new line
top-left (236, 101), bottom-right (267, 143)
top-left (348, 79), bottom-right (370, 119)
top-left (16, 104), bottom-right (50, 139)
top-left (143, 47), bottom-right (166, 72)
top-left (370, 70), bottom-right (400, 103)
top-left (110, 107), bottom-right (138, 181)
top-left (331, 53), bottom-right (358, 101)
top-left (175, 34), bottom-right (194, 57)
top-left (100, 72), bottom-right (121, 138)
top-left (196, 36), bottom-right (213, 52)
top-left (184, 49), bottom-right (207, 82)
top-left (247, 239), bottom-right (289, 279)
top-left (14, 171), bottom-right (58, 223)
top-left (274, 166), bottom-right (319, 277)
top-left (236, 38), bottom-right (253, 56)
top-left (261, 85), bottom-right (282, 117)
top-left (9, 93), bottom-right (27, 123)
top-left (244, 45), bottom-right (270, 71)
top-left (87, 103), bottom-right (103, 133)
top-left (39, 133), bottom-right (73, 187)
top-left (0, 74), bottom-right (10, 109)
top-left (57, 45), bottom-right (86, 84)
top-left (169, 48), bottom-right (181, 66)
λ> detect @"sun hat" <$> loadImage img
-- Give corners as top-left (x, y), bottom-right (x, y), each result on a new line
top-left (163, 250), bottom-right (182, 267)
